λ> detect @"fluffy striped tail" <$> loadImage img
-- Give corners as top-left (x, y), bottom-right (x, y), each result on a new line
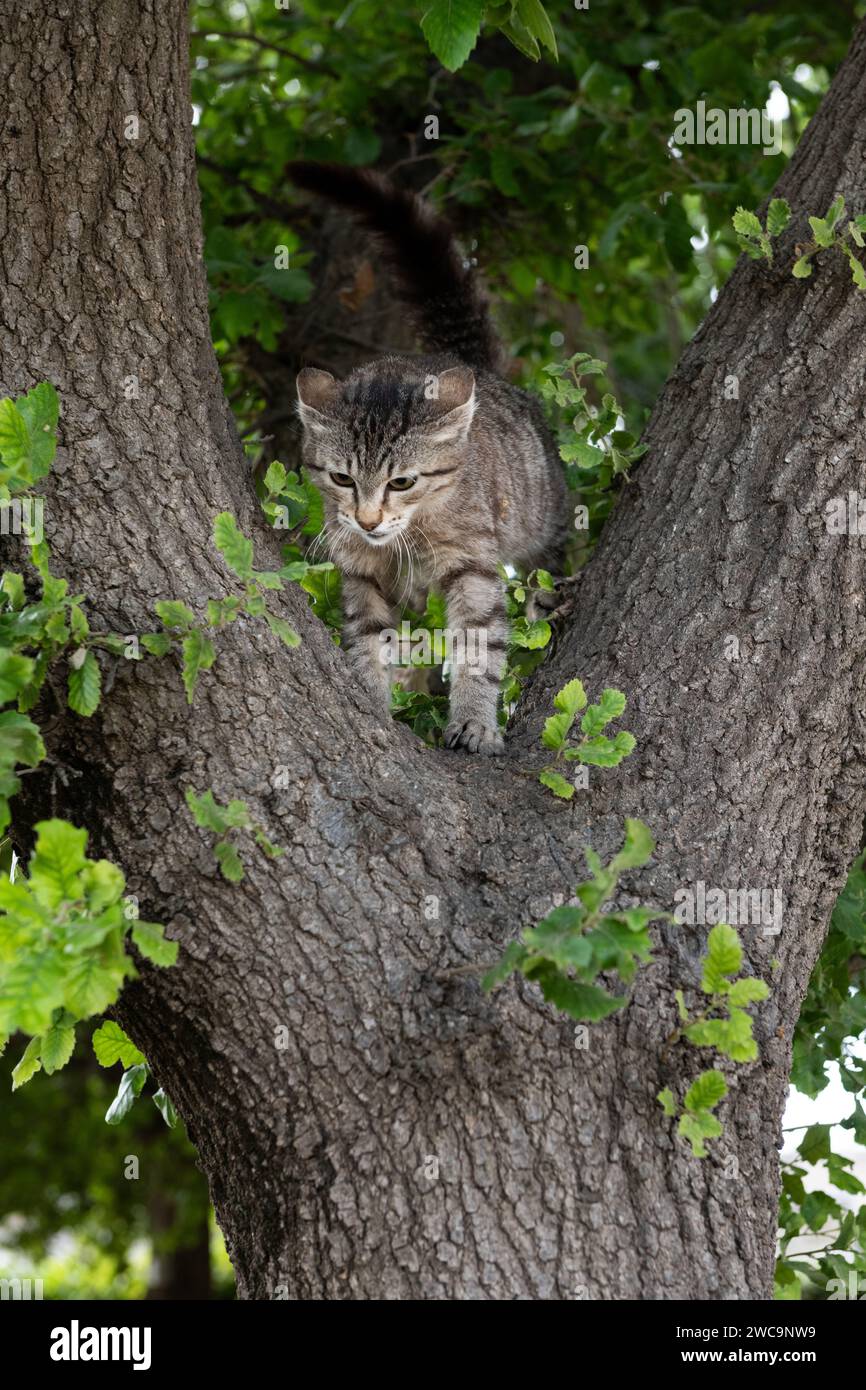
top-left (287, 161), bottom-right (502, 372)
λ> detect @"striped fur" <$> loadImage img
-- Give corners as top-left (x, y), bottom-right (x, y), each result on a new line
top-left (291, 165), bottom-right (568, 754)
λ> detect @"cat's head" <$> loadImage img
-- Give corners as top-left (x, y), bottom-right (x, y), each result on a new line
top-left (295, 364), bottom-right (475, 548)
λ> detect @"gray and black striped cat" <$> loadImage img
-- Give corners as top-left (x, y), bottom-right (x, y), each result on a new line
top-left (288, 162), bottom-right (567, 755)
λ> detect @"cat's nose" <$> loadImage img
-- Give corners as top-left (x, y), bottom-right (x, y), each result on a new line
top-left (357, 515), bottom-right (382, 532)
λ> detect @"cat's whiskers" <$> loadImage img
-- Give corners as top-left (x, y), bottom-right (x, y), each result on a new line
top-left (394, 530), bottom-right (416, 609)
top-left (411, 519), bottom-right (438, 581)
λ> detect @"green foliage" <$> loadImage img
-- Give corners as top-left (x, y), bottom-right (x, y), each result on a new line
top-left (151, 507), bottom-right (335, 702)
top-left (390, 684), bottom-right (450, 744)
top-left (793, 852), bottom-right (866, 1100)
top-left (661, 1070), bottom-right (727, 1159)
top-left (185, 786), bottom-right (283, 883)
top-left (0, 1045), bottom-right (233, 1298)
top-left (205, 225), bottom-right (313, 352)
top-left (733, 195), bottom-right (866, 289)
top-left (420, 1), bottom-right (557, 72)
top-left (92, 1020), bottom-right (145, 1069)
top-left (0, 381), bottom-right (58, 496)
top-left (538, 677), bottom-right (636, 798)
top-left (678, 923), bottom-right (769, 1063)
top-left (192, 0), bottom-right (854, 452)
top-left (0, 383), bottom-right (178, 1111)
top-left (0, 819), bottom-right (176, 1090)
top-left (732, 197), bottom-right (790, 261)
top-left (484, 818), bottom-right (666, 1019)
top-left (0, 383), bottom-right (137, 829)
top-left (539, 353), bottom-right (648, 561)
top-left (421, 0), bottom-right (485, 71)
top-left (92, 1022), bottom-right (177, 1128)
top-left (258, 461), bottom-right (339, 631)
top-left (659, 924), bottom-right (769, 1158)
top-left (773, 853), bottom-right (866, 1298)
top-left (796, 199), bottom-right (866, 289)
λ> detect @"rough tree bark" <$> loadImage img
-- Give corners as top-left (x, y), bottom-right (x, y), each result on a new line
top-left (2, 1), bottom-right (866, 1300)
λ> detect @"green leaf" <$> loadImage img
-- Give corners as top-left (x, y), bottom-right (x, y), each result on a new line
top-left (539, 767), bottom-right (575, 799)
top-left (63, 952), bottom-right (126, 1019)
top-left (839, 1100), bottom-right (866, 1145)
top-left (553, 679), bottom-right (586, 717)
top-left (825, 195), bottom-right (846, 229)
top-left (0, 648), bottom-right (34, 703)
top-left (609, 818), bottom-right (654, 872)
top-left (214, 839), bottom-right (244, 882)
top-left (153, 1087), bottom-right (178, 1128)
top-left (0, 710), bottom-right (45, 768)
top-left (181, 628), bottom-right (216, 704)
top-left (214, 511), bottom-right (254, 580)
top-left (1, 571), bottom-right (26, 609)
top-left (264, 609), bottom-right (301, 648)
top-left (511, 618), bottom-right (551, 649)
top-left (766, 198), bottom-right (791, 236)
top-left (571, 731), bottom-right (635, 765)
top-left (263, 460), bottom-right (287, 495)
top-left (844, 243), bottom-right (866, 291)
top-left (536, 969), bottom-right (625, 1022)
top-left (499, 13), bottom-right (540, 60)
top-left (185, 787), bottom-right (229, 834)
top-left (737, 237), bottom-right (766, 261)
top-left (253, 829), bottom-right (283, 859)
top-left (41, 1014), bottom-right (76, 1074)
top-left (0, 384), bottom-right (58, 484)
top-left (0, 399), bottom-right (30, 475)
top-left (801, 1189), bottom-right (841, 1233)
top-left (701, 923), bottom-right (743, 993)
top-left (105, 1063), bottom-right (148, 1124)
top-left (684, 1018), bottom-right (730, 1050)
top-left (482, 940), bottom-right (529, 992)
top-left (732, 206), bottom-right (763, 240)
top-left (29, 819), bottom-right (88, 908)
top-left (523, 907), bottom-right (593, 970)
top-left (727, 976), bottom-right (769, 1006)
top-left (684, 1069), bottom-right (727, 1113)
top-left (11, 1035), bottom-right (43, 1090)
top-left (541, 711), bottom-right (572, 750)
top-left (421, 0), bottom-right (484, 71)
top-left (140, 632), bottom-right (173, 656)
top-left (515, 0), bottom-right (558, 58)
top-left (16, 383), bottom-right (59, 480)
top-left (721, 1007), bottom-right (759, 1063)
top-left (67, 649), bottom-right (101, 716)
top-left (678, 1109), bottom-right (722, 1158)
top-left (841, 1100), bottom-right (866, 1145)
top-left (92, 1020), bottom-right (145, 1069)
top-left (657, 1087), bottom-right (677, 1117)
top-left (792, 254), bottom-right (813, 279)
top-left (580, 687), bottom-right (627, 736)
top-left (251, 570), bottom-right (284, 591)
top-left (131, 920), bottom-right (178, 967)
top-left (154, 599), bottom-right (196, 630)
top-left (808, 215), bottom-right (834, 248)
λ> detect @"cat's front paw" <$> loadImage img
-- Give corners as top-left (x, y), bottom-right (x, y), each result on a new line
top-left (444, 719), bottom-right (505, 756)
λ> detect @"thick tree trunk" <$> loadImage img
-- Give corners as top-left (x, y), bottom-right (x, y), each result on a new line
top-left (3, 1), bottom-right (866, 1299)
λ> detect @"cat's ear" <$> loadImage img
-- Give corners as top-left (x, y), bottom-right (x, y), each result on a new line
top-left (424, 366), bottom-right (476, 444)
top-left (296, 368), bottom-right (340, 433)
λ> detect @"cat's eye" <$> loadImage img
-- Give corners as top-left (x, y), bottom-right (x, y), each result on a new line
top-left (329, 472), bottom-right (355, 488)
top-left (388, 476), bottom-right (416, 491)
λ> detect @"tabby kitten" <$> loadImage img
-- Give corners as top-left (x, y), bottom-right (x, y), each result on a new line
top-left (288, 162), bottom-right (567, 754)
